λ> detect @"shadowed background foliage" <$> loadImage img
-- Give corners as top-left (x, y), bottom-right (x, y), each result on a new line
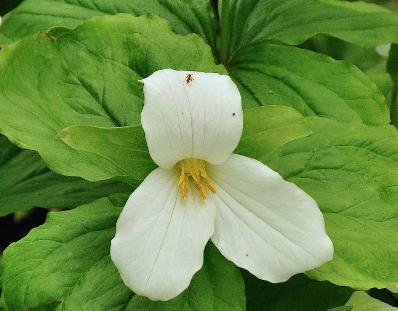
top-left (0, 0), bottom-right (22, 16)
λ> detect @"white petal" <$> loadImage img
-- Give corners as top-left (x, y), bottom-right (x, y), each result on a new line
top-left (141, 69), bottom-right (243, 169)
top-left (110, 168), bottom-right (216, 301)
top-left (208, 154), bottom-right (334, 283)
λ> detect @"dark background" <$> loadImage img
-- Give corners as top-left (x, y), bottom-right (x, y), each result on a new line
top-left (0, 0), bottom-right (22, 16)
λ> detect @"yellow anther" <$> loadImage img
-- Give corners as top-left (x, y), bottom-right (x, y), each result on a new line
top-left (178, 159), bottom-right (216, 201)
top-left (205, 176), bottom-right (216, 194)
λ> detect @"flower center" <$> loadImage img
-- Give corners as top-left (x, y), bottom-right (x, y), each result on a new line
top-left (178, 159), bottom-right (216, 201)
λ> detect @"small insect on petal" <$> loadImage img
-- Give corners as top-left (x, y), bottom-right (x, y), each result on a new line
top-left (185, 73), bottom-right (194, 84)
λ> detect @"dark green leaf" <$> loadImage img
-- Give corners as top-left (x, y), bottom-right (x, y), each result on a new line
top-left (387, 43), bottom-right (398, 126)
top-left (387, 43), bottom-right (398, 84)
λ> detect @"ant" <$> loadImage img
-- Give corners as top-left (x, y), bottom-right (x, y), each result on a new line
top-left (185, 73), bottom-right (194, 84)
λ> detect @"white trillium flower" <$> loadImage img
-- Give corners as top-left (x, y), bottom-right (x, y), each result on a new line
top-left (111, 69), bottom-right (334, 301)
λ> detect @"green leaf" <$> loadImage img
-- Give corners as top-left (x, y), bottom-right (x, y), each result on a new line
top-left (304, 35), bottom-right (393, 96)
top-left (344, 291), bottom-right (397, 310)
top-left (59, 125), bottom-right (156, 183)
top-left (365, 61), bottom-right (393, 98)
top-left (228, 42), bottom-right (389, 125)
top-left (219, 0), bottom-right (398, 65)
top-left (236, 105), bottom-right (313, 158)
top-left (0, 14), bottom-right (223, 182)
top-left (0, 33), bottom-right (10, 47)
top-left (238, 114), bottom-right (398, 289)
top-left (0, 135), bottom-right (132, 216)
top-left (0, 0), bottom-right (217, 51)
top-left (0, 198), bottom-right (245, 311)
top-left (244, 272), bottom-right (353, 311)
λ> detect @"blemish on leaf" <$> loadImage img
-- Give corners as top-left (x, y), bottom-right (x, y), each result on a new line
top-left (42, 32), bottom-right (57, 41)
top-left (185, 73), bottom-right (194, 84)
top-left (232, 112), bottom-right (236, 117)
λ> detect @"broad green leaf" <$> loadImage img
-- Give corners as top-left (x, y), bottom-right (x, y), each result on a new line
top-left (0, 0), bottom-right (217, 51)
top-left (236, 105), bottom-right (313, 158)
top-left (0, 14), bottom-right (223, 182)
top-left (344, 291), bottom-right (397, 310)
top-left (59, 125), bottom-right (156, 183)
top-left (365, 61), bottom-right (393, 98)
top-left (0, 34), bottom-right (10, 47)
top-left (219, 0), bottom-right (398, 65)
top-left (0, 198), bottom-right (245, 311)
top-left (238, 114), bottom-right (398, 289)
top-left (304, 35), bottom-right (393, 96)
top-left (0, 135), bottom-right (132, 216)
top-left (228, 42), bottom-right (389, 125)
top-left (244, 272), bottom-right (353, 311)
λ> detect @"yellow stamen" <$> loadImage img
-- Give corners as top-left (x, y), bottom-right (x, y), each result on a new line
top-left (178, 159), bottom-right (216, 201)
